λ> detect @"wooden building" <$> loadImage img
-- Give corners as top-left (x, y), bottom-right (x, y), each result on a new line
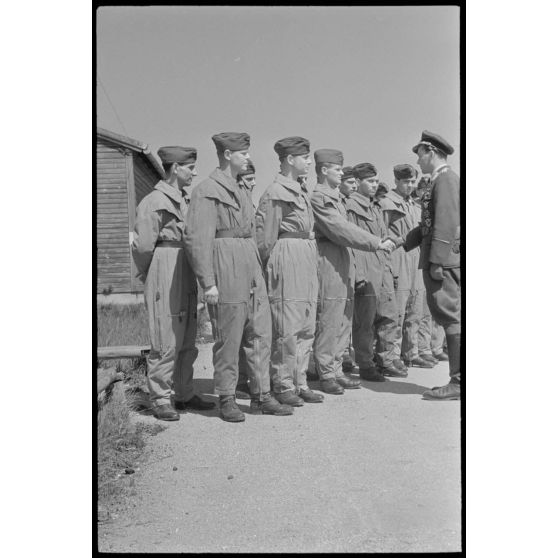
top-left (97, 127), bottom-right (164, 296)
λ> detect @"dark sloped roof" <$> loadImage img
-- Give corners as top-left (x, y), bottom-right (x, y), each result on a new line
top-left (97, 127), bottom-right (165, 179)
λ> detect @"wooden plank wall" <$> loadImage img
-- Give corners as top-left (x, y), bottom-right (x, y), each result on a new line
top-left (97, 140), bottom-right (131, 294)
top-left (130, 154), bottom-right (160, 291)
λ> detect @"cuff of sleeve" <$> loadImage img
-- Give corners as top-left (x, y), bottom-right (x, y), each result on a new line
top-left (429, 239), bottom-right (451, 265)
top-left (199, 275), bottom-right (216, 289)
top-left (389, 235), bottom-right (404, 248)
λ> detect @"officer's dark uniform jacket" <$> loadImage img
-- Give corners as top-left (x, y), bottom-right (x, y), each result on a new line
top-left (405, 165), bottom-right (460, 268)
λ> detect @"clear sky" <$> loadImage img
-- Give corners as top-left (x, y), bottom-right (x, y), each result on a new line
top-left (97, 5), bottom-right (460, 200)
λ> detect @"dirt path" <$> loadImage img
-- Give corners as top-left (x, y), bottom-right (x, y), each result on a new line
top-left (98, 344), bottom-right (461, 553)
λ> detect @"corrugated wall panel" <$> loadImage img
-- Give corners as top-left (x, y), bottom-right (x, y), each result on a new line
top-left (96, 139), bottom-right (131, 294)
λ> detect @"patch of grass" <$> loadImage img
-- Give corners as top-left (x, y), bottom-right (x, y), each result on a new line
top-left (97, 383), bottom-right (166, 513)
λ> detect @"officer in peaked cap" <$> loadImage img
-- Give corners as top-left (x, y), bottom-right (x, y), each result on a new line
top-left (185, 132), bottom-right (293, 421)
top-left (131, 145), bottom-right (214, 421)
top-left (412, 130), bottom-right (454, 156)
top-left (405, 130), bottom-right (461, 400)
top-left (309, 149), bottom-right (395, 395)
top-left (255, 136), bottom-right (324, 406)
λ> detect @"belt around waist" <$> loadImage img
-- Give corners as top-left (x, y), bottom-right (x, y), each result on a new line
top-left (156, 240), bottom-right (183, 248)
top-left (278, 231), bottom-right (315, 240)
top-left (215, 229), bottom-right (252, 239)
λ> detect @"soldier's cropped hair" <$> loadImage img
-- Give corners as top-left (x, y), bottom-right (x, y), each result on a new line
top-left (315, 162), bottom-right (336, 177)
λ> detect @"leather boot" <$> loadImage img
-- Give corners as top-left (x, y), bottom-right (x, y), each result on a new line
top-left (152, 403), bottom-right (179, 421)
top-left (298, 388), bottom-right (324, 403)
top-left (275, 390), bottom-right (304, 407)
top-left (219, 395), bottom-right (245, 422)
top-left (422, 382), bottom-right (460, 400)
top-left (250, 393), bottom-right (294, 415)
top-left (419, 353), bottom-right (439, 366)
top-left (360, 366), bottom-right (386, 382)
top-left (336, 375), bottom-right (361, 389)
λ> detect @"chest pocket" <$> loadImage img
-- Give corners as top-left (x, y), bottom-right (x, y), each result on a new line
top-left (206, 188), bottom-right (242, 229)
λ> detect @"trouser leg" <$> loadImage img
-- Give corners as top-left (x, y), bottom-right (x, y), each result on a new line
top-left (314, 297), bottom-right (346, 381)
top-left (242, 281), bottom-right (272, 401)
top-left (352, 285), bottom-right (376, 369)
top-left (270, 300), bottom-right (298, 394)
top-left (401, 289), bottom-right (422, 361)
top-left (431, 321), bottom-right (446, 355)
top-left (144, 272), bottom-right (185, 407)
top-left (294, 300), bottom-right (316, 392)
top-left (173, 293), bottom-right (199, 402)
top-left (237, 350), bottom-right (249, 388)
top-left (208, 302), bottom-right (246, 396)
top-left (417, 290), bottom-right (433, 357)
top-left (335, 296), bottom-right (354, 379)
top-left (375, 280), bottom-right (399, 367)
top-left (394, 288), bottom-right (410, 356)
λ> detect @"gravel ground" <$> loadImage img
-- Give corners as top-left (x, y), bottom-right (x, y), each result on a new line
top-left (98, 343), bottom-right (461, 553)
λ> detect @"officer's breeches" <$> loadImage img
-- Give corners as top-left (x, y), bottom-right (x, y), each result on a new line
top-left (423, 268), bottom-right (461, 336)
top-left (208, 285), bottom-right (272, 399)
top-left (270, 299), bottom-right (316, 393)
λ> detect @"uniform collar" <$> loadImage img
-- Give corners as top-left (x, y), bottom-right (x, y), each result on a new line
top-left (275, 173), bottom-right (302, 195)
top-left (431, 164), bottom-right (450, 182)
top-left (385, 188), bottom-right (408, 205)
top-left (351, 191), bottom-right (371, 209)
top-left (154, 180), bottom-right (183, 204)
top-left (315, 182), bottom-right (340, 201)
top-left (209, 167), bottom-right (240, 194)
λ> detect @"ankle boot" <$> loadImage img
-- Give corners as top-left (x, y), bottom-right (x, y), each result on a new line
top-left (250, 393), bottom-right (294, 415)
top-left (219, 395), bottom-right (245, 422)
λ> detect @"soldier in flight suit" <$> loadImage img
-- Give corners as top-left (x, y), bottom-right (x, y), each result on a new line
top-left (131, 146), bottom-right (215, 421)
top-left (405, 130), bottom-right (461, 400)
top-left (380, 164), bottom-right (433, 372)
top-left (345, 163), bottom-right (400, 382)
top-left (185, 133), bottom-right (294, 421)
top-left (235, 160), bottom-right (257, 400)
top-left (310, 149), bottom-right (395, 395)
top-left (256, 136), bottom-right (324, 406)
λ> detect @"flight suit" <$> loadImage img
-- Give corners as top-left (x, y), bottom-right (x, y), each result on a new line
top-left (380, 189), bottom-right (422, 362)
top-left (345, 192), bottom-right (399, 369)
top-left (401, 196), bottom-right (427, 360)
top-left (256, 174), bottom-right (318, 394)
top-left (184, 168), bottom-right (272, 399)
top-left (310, 184), bottom-right (382, 381)
top-left (405, 164), bottom-right (461, 383)
top-left (131, 181), bottom-right (198, 408)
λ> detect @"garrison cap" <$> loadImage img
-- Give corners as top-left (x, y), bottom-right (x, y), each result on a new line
top-left (377, 182), bottom-right (389, 195)
top-left (412, 130), bottom-right (454, 155)
top-left (237, 160), bottom-right (256, 177)
top-left (393, 164), bottom-right (418, 180)
top-left (212, 132), bottom-right (250, 153)
top-left (274, 136), bottom-right (310, 158)
top-left (341, 166), bottom-right (355, 180)
top-left (352, 162), bottom-right (378, 179)
top-left (314, 149), bottom-right (344, 166)
top-left (157, 146), bottom-right (197, 165)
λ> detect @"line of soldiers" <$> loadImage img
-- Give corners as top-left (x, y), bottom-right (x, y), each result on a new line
top-left (131, 129), bottom-right (461, 422)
